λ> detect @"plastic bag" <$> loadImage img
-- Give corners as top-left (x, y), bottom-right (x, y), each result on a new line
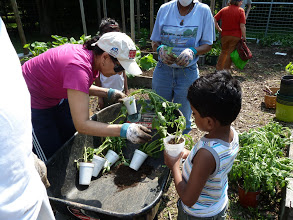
top-left (230, 49), bottom-right (248, 70)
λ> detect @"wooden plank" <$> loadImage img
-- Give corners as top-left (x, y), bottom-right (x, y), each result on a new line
top-left (79, 0), bottom-right (87, 36)
top-left (150, 0), bottom-right (154, 34)
top-left (10, 0), bottom-right (29, 55)
top-left (130, 0), bottom-right (135, 41)
top-left (103, 0), bottom-right (107, 18)
top-left (121, 0), bottom-right (126, 33)
top-left (136, 0), bottom-right (141, 38)
top-left (97, 0), bottom-right (102, 26)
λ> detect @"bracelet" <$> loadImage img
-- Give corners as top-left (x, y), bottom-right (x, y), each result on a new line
top-left (107, 88), bottom-right (115, 100)
top-left (189, 47), bottom-right (198, 57)
top-left (156, 44), bottom-right (165, 53)
top-left (120, 123), bottom-right (130, 138)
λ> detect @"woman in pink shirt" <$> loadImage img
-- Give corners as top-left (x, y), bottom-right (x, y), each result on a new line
top-left (22, 32), bottom-right (151, 160)
top-left (214, 0), bottom-right (246, 70)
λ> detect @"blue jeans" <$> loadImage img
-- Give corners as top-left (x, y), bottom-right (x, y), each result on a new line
top-left (152, 61), bottom-right (199, 133)
top-left (31, 99), bottom-right (76, 160)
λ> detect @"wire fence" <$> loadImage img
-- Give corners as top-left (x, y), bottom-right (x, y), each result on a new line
top-left (246, 0), bottom-right (293, 37)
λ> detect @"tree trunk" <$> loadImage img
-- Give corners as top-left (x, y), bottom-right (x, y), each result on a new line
top-left (35, 0), bottom-right (56, 36)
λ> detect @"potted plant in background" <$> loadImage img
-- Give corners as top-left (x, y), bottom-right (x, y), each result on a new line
top-left (229, 122), bottom-right (293, 208)
top-left (205, 40), bottom-right (221, 66)
top-left (129, 138), bottom-right (164, 171)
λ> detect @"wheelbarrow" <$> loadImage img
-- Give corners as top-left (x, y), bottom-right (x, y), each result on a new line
top-left (46, 103), bottom-right (172, 220)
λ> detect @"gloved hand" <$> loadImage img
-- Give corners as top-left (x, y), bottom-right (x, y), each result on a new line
top-left (158, 45), bottom-right (177, 65)
top-left (176, 48), bottom-right (195, 67)
top-left (108, 88), bottom-right (127, 104)
top-left (120, 123), bottom-right (152, 144)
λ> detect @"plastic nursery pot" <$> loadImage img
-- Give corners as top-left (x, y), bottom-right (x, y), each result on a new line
top-left (238, 185), bottom-right (260, 208)
top-left (129, 149), bottom-right (148, 171)
top-left (123, 96), bottom-right (137, 115)
top-left (264, 87), bottom-right (279, 109)
top-left (163, 135), bottom-right (185, 158)
top-left (92, 155), bottom-right (106, 177)
top-left (104, 149), bottom-right (119, 168)
top-left (79, 162), bottom-right (94, 185)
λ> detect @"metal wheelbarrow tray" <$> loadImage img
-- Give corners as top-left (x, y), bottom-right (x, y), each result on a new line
top-left (46, 103), bottom-right (170, 220)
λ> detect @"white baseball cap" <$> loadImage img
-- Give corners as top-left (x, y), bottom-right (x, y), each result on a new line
top-left (92, 32), bottom-right (142, 76)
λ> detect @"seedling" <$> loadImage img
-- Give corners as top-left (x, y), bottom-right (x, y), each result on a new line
top-left (139, 138), bottom-right (164, 157)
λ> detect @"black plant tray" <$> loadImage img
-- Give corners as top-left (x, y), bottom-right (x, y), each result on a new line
top-left (46, 103), bottom-right (170, 220)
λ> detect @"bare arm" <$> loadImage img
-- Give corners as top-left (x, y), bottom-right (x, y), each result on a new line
top-left (151, 41), bottom-right (160, 52)
top-left (214, 18), bottom-right (222, 33)
top-left (245, 4), bottom-right (251, 19)
top-left (123, 71), bottom-right (129, 95)
top-left (89, 84), bottom-right (109, 97)
top-left (165, 149), bottom-right (216, 206)
top-left (67, 89), bottom-right (122, 137)
top-left (240, 23), bottom-right (246, 41)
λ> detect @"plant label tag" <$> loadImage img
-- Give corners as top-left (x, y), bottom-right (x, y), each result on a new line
top-left (127, 113), bottom-right (156, 129)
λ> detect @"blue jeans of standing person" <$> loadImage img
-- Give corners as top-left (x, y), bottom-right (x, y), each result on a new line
top-left (152, 61), bottom-right (199, 134)
top-left (31, 99), bottom-right (76, 160)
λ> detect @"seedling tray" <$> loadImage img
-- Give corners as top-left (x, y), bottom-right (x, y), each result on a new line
top-left (46, 103), bottom-right (170, 220)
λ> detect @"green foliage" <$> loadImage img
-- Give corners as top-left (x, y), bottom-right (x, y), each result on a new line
top-left (285, 62), bottom-right (293, 74)
top-left (137, 28), bottom-right (150, 48)
top-left (257, 34), bottom-right (293, 48)
top-left (138, 54), bottom-right (157, 71)
top-left (22, 34), bottom-right (91, 61)
top-left (139, 138), bottom-right (164, 157)
top-left (130, 89), bottom-right (183, 139)
top-left (229, 121), bottom-right (293, 195)
top-left (206, 40), bottom-right (221, 56)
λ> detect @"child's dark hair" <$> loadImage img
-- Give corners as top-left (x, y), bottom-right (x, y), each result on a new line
top-left (99, 18), bottom-right (120, 36)
top-left (187, 70), bottom-right (242, 126)
top-left (83, 18), bottom-right (120, 57)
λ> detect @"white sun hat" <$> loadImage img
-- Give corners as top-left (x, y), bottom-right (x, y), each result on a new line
top-left (92, 32), bottom-right (142, 76)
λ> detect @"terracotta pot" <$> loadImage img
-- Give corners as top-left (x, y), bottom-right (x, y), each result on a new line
top-left (264, 87), bottom-right (279, 109)
top-left (238, 185), bottom-right (260, 208)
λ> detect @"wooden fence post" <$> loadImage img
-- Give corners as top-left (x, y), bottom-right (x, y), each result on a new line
top-left (121, 0), bottom-right (126, 33)
top-left (130, 0), bottom-right (135, 41)
top-left (78, 0), bottom-right (87, 36)
top-left (103, 0), bottom-right (107, 18)
top-left (97, 0), bottom-right (102, 25)
top-left (150, 0), bottom-right (154, 34)
top-left (10, 0), bottom-right (29, 55)
top-left (136, 0), bottom-right (141, 38)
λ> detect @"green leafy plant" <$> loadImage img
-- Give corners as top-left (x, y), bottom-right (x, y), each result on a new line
top-left (138, 54), bottom-right (157, 71)
top-left (285, 62), bottom-right (293, 74)
top-left (22, 34), bottom-right (91, 61)
top-left (229, 121), bottom-right (293, 195)
top-left (130, 89), bottom-right (182, 138)
top-left (139, 138), bottom-right (164, 157)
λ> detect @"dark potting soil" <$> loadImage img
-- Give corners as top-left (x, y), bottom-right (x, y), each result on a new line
top-left (113, 164), bottom-right (153, 191)
top-left (168, 137), bottom-right (184, 145)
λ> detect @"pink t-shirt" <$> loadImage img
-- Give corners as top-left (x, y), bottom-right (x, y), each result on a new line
top-left (22, 44), bottom-right (99, 109)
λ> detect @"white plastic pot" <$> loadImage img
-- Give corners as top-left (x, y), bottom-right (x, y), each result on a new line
top-left (129, 149), bottom-right (148, 171)
top-left (92, 155), bottom-right (106, 177)
top-left (163, 135), bottom-right (185, 157)
top-left (79, 162), bottom-right (94, 185)
top-left (104, 150), bottom-right (119, 168)
top-left (123, 96), bottom-right (137, 115)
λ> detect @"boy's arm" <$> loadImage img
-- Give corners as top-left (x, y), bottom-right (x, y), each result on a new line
top-left (123, 71), bottom-right (129, 95)
top-left (169, 149), bottom-right (216, 207)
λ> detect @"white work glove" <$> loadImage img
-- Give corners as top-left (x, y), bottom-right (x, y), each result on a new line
top-left (157, 45), bottom-right (177, 65)
top-left (120, 123), bottom-right (152, 144)
top-left (107, 88), bottom-right (127, 104)
top-left (176, 48), bottom-right (195, 67)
